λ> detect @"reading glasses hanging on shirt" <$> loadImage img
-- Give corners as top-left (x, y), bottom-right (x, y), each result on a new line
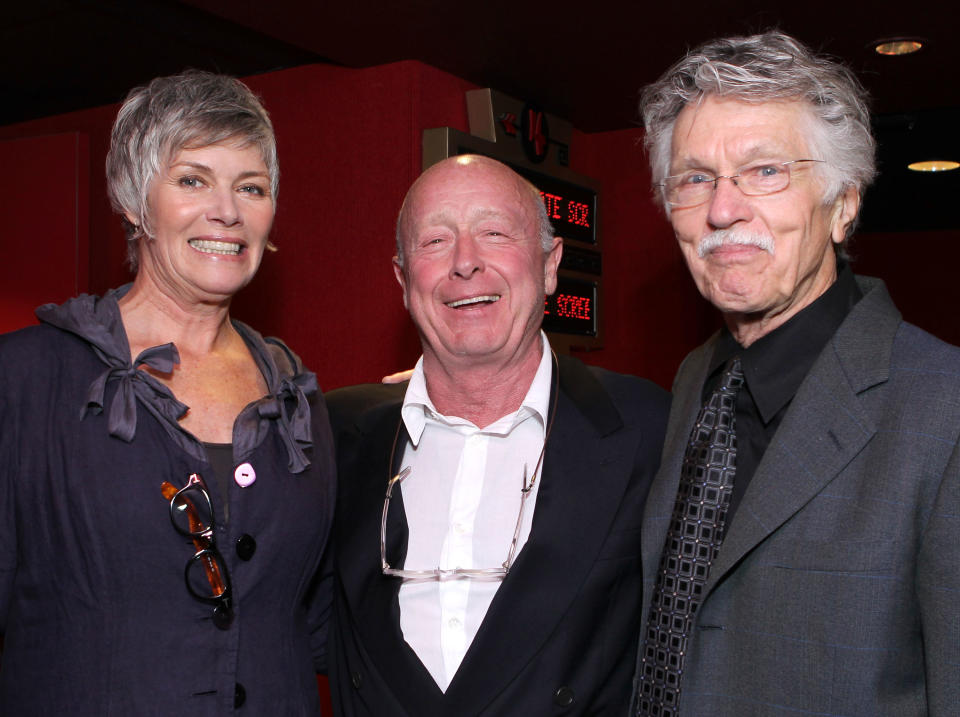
top-left (381, 352), bottom-right (560, 581)
top-left (161, 473), bottom-right (234, 629)
top-left (380, 464), bottom-right (535, 581)
top-left (381, 360), bottom-right (563, 581)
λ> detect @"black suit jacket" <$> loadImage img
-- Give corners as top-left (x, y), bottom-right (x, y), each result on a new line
top-left (324, 355), bottom-right (669, 716)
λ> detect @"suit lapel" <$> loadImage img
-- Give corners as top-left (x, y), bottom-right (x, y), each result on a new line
top-left (443, 356), bottom-right (639, 714)
top-left (706, 348), bottom-right (876, 585)
top-left (706, 277), bottom-right (899, 591)
top-left (336, 397), bottom-right (444, 710)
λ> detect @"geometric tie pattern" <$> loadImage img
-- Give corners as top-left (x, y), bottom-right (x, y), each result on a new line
top-left (635, 357), bottom-right (744, 716)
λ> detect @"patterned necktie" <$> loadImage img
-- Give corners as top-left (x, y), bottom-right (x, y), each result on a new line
top-left (635, 357), bottom-right (744, 716)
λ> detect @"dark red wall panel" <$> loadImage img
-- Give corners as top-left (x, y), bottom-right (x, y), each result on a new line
top-left (0, 132), bottom-right (90, 332)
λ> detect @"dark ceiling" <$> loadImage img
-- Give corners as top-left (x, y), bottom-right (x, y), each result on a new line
top-left (4, 0), bottom-right (958, 230)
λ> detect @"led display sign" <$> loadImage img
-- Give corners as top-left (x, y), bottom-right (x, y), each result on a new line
top-left (511, 165), bottom-right (597, 245)
top-left (543, 276), bottom-right (598, 337)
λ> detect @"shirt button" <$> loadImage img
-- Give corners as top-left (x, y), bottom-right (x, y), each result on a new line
top-left (448, 617), bottom-right (462, 629)
top-left (351, 671), bottom-right (363, 689)
top-left (236, 534), bottom-right (257, 560)
top-left (212, 604), bottom-right (233, 631)
top-left (553, 686), bottom-right (575, 707)
top-left (234, 462), bottom-right (256, 487)
top-left (234, 682), bottom-right (246, 708)
top-left (453, 522), bottom-right (465, 534)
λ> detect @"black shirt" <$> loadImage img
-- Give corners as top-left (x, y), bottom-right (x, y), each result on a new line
top-left (703, 263), bottom-right (863, 525)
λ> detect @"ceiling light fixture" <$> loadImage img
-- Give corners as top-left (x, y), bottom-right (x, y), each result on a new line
top-left (873, 38), bottom-right (924, 56)
top-left (907, 160), bottom-right (960, 172)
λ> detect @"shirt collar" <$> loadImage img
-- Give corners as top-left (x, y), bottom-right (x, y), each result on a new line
top-left (709, 262), bottom-right (862, 423)
top-left (401, 332), bottom-right (553, 445)
top-left (35, 284), bottom-right (318, 472)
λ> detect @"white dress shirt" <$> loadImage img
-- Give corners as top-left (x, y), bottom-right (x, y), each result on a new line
top-left (395, 333), bottom-right (553, 691)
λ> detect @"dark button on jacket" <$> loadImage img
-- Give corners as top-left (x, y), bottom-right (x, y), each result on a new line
top-left (236, 534), bottom-right (257, 560)
top-left (554, 686), bottom-right (575, 707)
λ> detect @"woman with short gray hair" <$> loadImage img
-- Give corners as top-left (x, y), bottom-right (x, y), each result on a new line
top-left (0, 70), bottom-right (334, 715)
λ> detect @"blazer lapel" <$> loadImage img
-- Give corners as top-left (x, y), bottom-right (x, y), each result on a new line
top-left (706, 278), bottom-right (899, 590)
top-left (443, 357), bottom-right (639, 713)
top-left (706, 351), bottom-right (876, 585)
top-left (336, 399), bottom-right (444, 710)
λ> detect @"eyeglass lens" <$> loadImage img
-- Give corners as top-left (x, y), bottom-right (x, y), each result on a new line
top-left (186, 549), bottom-right (228, 600)
top-left (170, 483), bottom-right (214, 536)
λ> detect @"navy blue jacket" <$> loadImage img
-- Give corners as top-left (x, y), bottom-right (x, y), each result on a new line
top-left (0, 289), bottom-right (335, 716)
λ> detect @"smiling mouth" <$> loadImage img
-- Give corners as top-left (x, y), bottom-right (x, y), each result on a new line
top-left (445, 295), bottom-right (501, 308)
top-left (189, 239), bottom-right (243, 256)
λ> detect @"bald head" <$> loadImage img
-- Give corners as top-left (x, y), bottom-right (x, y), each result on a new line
top-left (395, 155), bottom-right (554, 266)
top-left (390, 153), bottom-right (563, 382)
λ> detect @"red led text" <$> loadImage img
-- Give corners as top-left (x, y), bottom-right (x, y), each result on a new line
top-left (540, 192), bottom-right (591, 228)
top-left (545, 293), bottom-right (592, 321)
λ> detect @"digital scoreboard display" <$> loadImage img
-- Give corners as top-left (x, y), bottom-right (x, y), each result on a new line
top-left (543, 276), bottom-right (598, 337)
top-left (513, 167), bottom-right (597, 246)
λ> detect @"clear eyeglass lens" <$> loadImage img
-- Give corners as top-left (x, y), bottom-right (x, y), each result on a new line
top-left (740, 164), bottom-right (791, 193)
top-left (668, 179), bottom-right (712, 207)
top-left (171, 485), bottom-right (214, 536)
top-left (186, 549), bottom-right (228, 599)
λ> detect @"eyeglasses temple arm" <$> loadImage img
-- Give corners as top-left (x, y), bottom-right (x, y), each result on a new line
top-left (381, 467), bottom-right (412, 570)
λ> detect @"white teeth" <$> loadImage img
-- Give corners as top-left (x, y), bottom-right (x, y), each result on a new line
top-left (446, 295), bottom-right (500, 308)
top-left (189, 239), bottom-right (242, 255)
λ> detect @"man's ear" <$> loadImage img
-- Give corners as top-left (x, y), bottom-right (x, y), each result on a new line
top-left (544, 237), bottom-right (563, 295)
top-left (393, 256), bottom-right (409, 310)
top-left (830, 187), bottom-right (860, 245)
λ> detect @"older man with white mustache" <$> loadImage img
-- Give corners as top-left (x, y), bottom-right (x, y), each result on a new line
top-left (631, 31), bottom-right (960, 717)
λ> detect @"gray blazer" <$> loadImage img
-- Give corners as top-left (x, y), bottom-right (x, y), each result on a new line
top-left (632, 276), bottom-right (960, 716)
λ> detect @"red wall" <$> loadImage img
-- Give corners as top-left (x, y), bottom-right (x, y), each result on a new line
top-left (0, 105), bottom-right (126, 297)
top-left (0, 133), bottom-right (90, 332)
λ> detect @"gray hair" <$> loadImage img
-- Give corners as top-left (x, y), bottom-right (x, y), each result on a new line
top-left (106, 70), bottom-right (278, 270)
top-left (641, 31), bottom-right (876, 246)
top-left (394, 156), bottom-right (556, 267)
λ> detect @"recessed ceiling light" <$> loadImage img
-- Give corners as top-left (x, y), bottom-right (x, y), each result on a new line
top-left (873, 39), bottom-right (924, 56)
top-left (908, 160), bottom-right (960, 172)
